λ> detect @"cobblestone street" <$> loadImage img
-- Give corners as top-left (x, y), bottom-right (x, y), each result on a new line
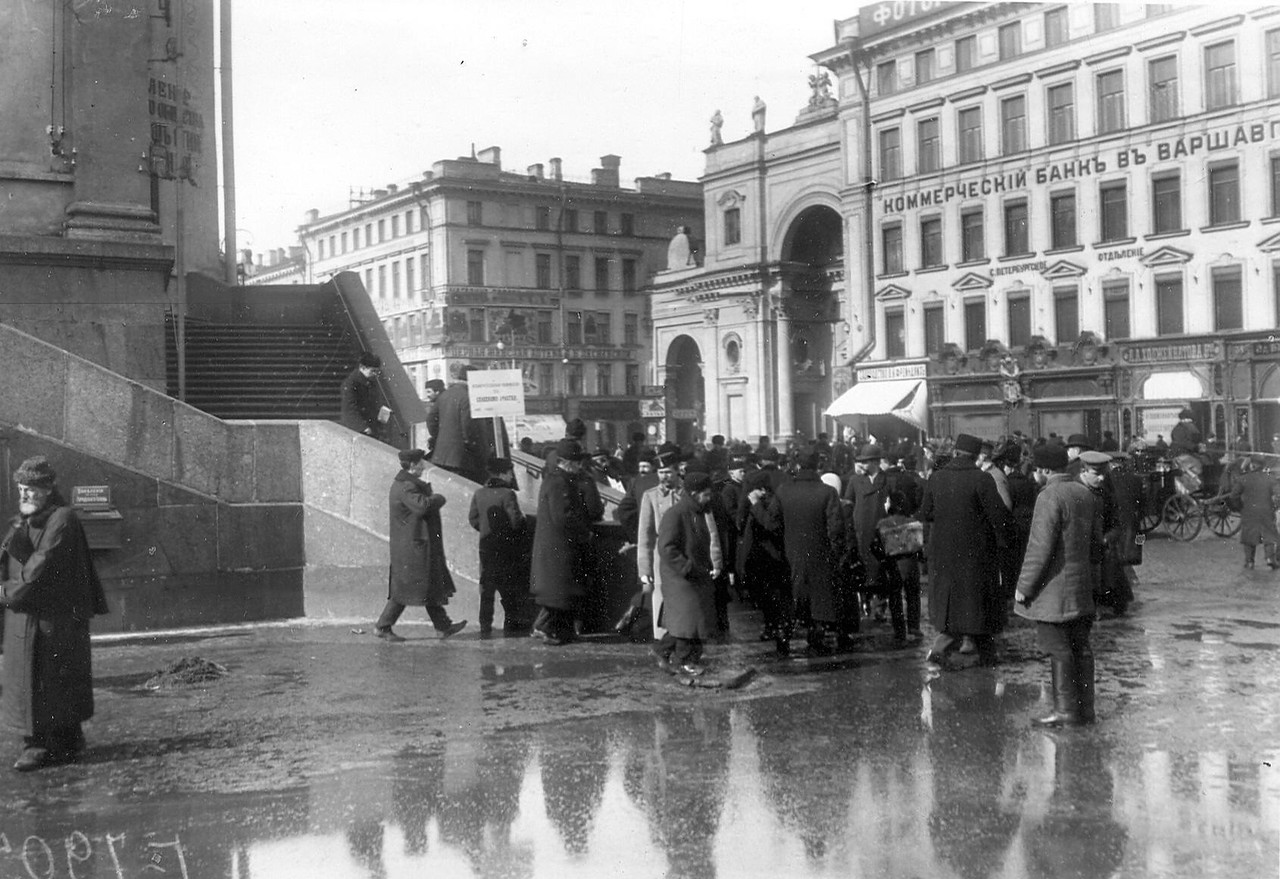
top-left (1, 530), bottom-right (1277, 879)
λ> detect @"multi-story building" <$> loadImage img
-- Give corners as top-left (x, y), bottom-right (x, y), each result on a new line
top-left (815, 2), bottom-right (1280, 446)
top-left (294, 148), bottom-right (702, 447)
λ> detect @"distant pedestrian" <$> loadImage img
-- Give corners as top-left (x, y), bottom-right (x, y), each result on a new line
top-left (530, 440), bottom-right (604, 645)
top-left (1015, 444), bottom-right (1103, 727)
top-left (427, 364), bottom-right (492, 483)
top-left (1, 456), bottom-right (109, 771)
top-left (422, 378), bottom-right (446, 457)
top-left (1229, 456), bottom-right (1280, 570)
top-left (468, 457), bottom-right (529, 636)
top-left (340, 352), bottom-right (386, 440)
top-left (919, 433), bottom-right (1012, 665)
top-left (374, 449), bottom-right (466, 642)
top-left (653, 472), bottom-right (725, 676)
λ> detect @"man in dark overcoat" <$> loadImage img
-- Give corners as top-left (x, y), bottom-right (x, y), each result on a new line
top-left (844, 443), bottom-right (889, 594)
top-left (918, 433), bottom-right (1012, 665)
top-left (777, 454), bottom-right (848, 654)
top-left (737, 470), bottom-right (792, 655)
top-left (1229, 455), bottom-right (1280, 569)
top-left (340, 352), bottom-right (385, 439)
top-left (427, 365), bottom-right (491, 483)
top-left (654, 472), bottom-right (724, 675)
top-left (373, 449), bottom-right (466, 642)
top-left (468, 457), bottom-right (529, 635)
top-left (530, 440), bottom-right (604, 645)
top-left (1, 456), bottom-right (109, 771)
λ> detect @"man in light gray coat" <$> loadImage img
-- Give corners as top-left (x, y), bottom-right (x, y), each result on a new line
top-left (1014, 446), bottom-right (1105, 727)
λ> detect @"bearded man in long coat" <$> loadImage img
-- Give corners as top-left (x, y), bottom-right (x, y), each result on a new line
top-left (919, 433), bottom-right (1012, 665)
top-left (1, 456), bottom-right (109, 771)
top-left (530, 440), bottom-right (604, 645)
top-left (373, 449), bottom-right (466, 641)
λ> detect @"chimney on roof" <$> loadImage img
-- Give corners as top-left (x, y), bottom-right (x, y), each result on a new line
top-left (654, 172), bottom-right (672, 180)
top-left (240, 248), bottom-right (253, 269)
top-left (267, 249), bottom-right (280, 267)
top-left (373, 188), bottom-right (387, 198)
top-left (305, 208), bottom-right (320, 224)
top-left (288, 246), bottom-right (304, 260)
top-left (592, 154), bottom-right (621, 188)
top-left (527, 163), bottom-right (544, 180)
top-left (549, 157), bottom-right (563, 181)
top-left (422, 170), bottom-right (434, 181)
top-left (477, 146), bottom-right (502, 168)
top-left (387, 183), bottom-right (398, 193)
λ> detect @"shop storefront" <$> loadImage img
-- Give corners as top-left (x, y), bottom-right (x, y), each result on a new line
top-left (1115, 338), bottom-right (1223, 447)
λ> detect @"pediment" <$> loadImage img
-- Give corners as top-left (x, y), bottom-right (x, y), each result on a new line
top-left (1258, 231), bottom-right (1280, 253)
top-left (716, 189), bottom-right (746, 208)
top-left (876, 283), bottom-right (911, 302)
top-left (952, 272), bottom-right (993, 292)
top-left (1042, 259), bottom-right (1087, 280)
top-left (1139, 245), bottom-right (1193, 268)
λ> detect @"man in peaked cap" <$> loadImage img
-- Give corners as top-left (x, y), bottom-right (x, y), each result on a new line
top-left (1, 456), bottom-right (109, 771)
top-left (375, 449), bottom-right (467, 643)
top-left (918, 433), bottom-right (1012, 666)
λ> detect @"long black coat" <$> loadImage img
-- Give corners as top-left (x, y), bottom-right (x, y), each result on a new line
top-left (776, 471), bottom-right (845, 623)
top-left (736, 492), bottom-right (789, 601)
top-left (340, 368), bottom-right (381, 435)
top-left (427, 381), bottom-right (489, 480)
top-left (844, 470), bottom-right (889, 588)
top-left (388, 471), bottom-right (455, 606)
top-left (656, 496), bottom-right (721, 640)
top-left (468, 482), bottom-right (527, 586)
top-left (530, 467), bottom-right (604, 611)
top-left (1230, 469), bottom-right (1280, 546)
top-left (1, 497), bottom-right (108, 738)
top-left (918, 458), bottom-right (1011, 635)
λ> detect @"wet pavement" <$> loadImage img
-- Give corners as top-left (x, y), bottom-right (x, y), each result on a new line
top-left (2, 532), bottom-right (1279, 878)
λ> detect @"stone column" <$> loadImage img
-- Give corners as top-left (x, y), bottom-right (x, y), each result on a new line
top-left (703, 308), bottom-right (721, 438)
top-left (776, 300), bottom-right (795, 441)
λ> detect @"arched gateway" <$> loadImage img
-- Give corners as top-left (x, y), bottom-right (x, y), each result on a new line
top-left (664, 335), bottom-right (704, 446)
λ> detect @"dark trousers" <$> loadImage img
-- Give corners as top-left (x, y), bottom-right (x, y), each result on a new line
top-left (656, 632), bottom-right (702, 665)
top-left (479, 575), bottom-right (530, 631)
top-left (755, 578), bottom-right (794, 639)
top-left (376, 600), bottom-right (452, 632)
top-left (1036, 617), bottom-right (1094, 665)
top-left (884, 557), bottom-right (921, 638)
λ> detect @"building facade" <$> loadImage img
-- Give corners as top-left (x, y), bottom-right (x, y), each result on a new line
top-left (648, 91), bottom-right (848, 445)
top-left (293, 149), bottom-right (702, 447)
top-left (815, 2), bottom-right (1280, 447)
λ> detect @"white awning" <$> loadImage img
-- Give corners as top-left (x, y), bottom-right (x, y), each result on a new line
top-left (824, 378), bottom-right (928, 430)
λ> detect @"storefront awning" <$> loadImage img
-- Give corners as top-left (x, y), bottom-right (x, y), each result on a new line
top-left (824, 378), bottom-right (928, 431)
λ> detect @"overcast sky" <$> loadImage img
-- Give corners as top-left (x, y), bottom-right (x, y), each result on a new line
top-left (229, 0), bottom-right (847, 255)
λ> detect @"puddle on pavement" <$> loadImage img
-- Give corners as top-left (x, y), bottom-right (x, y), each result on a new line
top-left (2, 674), bottom-right (1276, 878)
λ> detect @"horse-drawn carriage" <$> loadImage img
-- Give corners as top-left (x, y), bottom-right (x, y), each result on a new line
top-left (1133, 450), bottom-right (1241, 541)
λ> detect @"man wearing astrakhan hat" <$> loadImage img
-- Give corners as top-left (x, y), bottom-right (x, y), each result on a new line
top-left (1, 456), bottom-right (108, 771)
top-left (918, 433), bottom-right (1012, 665)
top-left (375, 449), bottom-right (467, 642)
top-left (530, 439), bottom-right (604, 645)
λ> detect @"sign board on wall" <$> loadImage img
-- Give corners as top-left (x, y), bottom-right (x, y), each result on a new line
top-left (640, 399), bottom-right (666, 419)
top-left (1139, 407), bottom-right (1182, 441)
top-left (468, 369), bottom-right (525, 418)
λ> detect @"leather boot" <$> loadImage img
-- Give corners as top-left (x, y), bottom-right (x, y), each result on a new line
top-left (1244, 545), bottom-right (1257, 569)
top-left (1033, 659), bottom-right (1082, 727)
top-left (1077, 655), bottom-right (1096, 724)
top-left (614, 604), bottom-right (643, 634)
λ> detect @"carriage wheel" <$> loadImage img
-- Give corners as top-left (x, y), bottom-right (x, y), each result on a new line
top-left (1162, 495), bottom-right (1203, 541)
top-left (1138, 510), bottom-right (1161, 534)
top-left (1204, 500), bottom-right (1241, 538)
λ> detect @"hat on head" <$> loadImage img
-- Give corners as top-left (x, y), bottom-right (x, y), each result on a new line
top-left (398, 448), bottom-right (427, 466)
top-left (954, 434), bottom-right (983, 456)
top-left (683, 459), bottom-right (710, 475)
top-left (565, 418), bottom-right (587, 439)
top-left (857, 444), bottom-right (884, 462)
top-left (358, 352), bottom-right (382, 369)
top-left (683, 472), bottom-right (712, 493)
top-left (745, 470), bottom-right (772, 491)
top-left (798, 452), bottom-right (821, 471)
top-left (486, 456), bottom-right (513, 475)
top-left (711, 434), bottom-right (725, 445)
top-left (1107, 450), bottom-right (1129, 461)
top-left (1033, 445), bottom-right (1069, 470)
top-left (554, 439), bottom-right (589, 461)
top-left (13, 456), bottom-right (56, 489)
top-left (591, 447), bottom-right (612, 459)
top-left (639, 449), bottom-right (658, 463)
top-left (993, 445), bottom-right (1022, 467)
top-left (979, 441), bottom-right (995, 456)
top-left (655, 451), bottom-right (681, 470)
top-left (1066, 433), bottom-right (1093, 450)
top-left (1178, 408), bottom-right (1194, 420)
top-left (424, 378), bottom-right (445, 393)
top-left (728, 457), bottom-right (747, 471)
top-left (1078, 450), bottom-right (1112, 467)
top-left (759, 447), bottom-right (779, 463)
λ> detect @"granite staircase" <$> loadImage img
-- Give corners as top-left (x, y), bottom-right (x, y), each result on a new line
top-left (165, 318), bottom-right (359, 421)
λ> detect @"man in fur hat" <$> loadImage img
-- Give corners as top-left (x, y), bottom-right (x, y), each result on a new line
top-left (1, 456), bottom-right (109, 771)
